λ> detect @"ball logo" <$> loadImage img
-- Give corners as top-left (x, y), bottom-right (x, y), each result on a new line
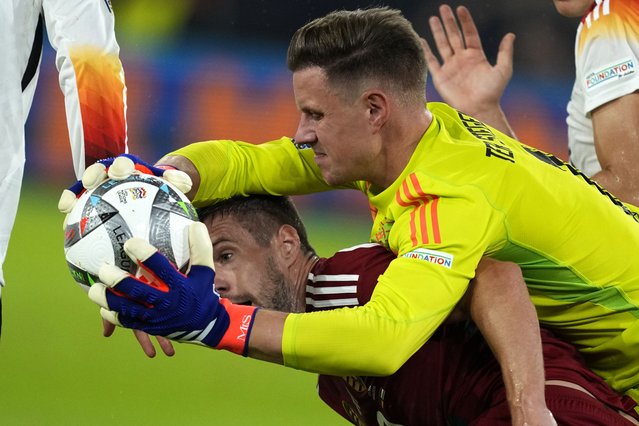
top-left (117, 187), bottom-right (147, 204)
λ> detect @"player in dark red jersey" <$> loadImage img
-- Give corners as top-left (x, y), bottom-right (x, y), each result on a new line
top-left (197, 194), bottom-right (639, 426)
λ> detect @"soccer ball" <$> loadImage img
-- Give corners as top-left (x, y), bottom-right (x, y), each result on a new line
top-left (63, 174), bottom-right (198, 290)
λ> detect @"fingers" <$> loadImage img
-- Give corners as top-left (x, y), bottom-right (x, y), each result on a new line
top-left (103, 318), bottom-right (116, 337)
top-left (122, 238), bottom-right (156, 265)
top-left (163, 169), bottom-right (192, 194)
top-left (421, 38), bottom-right (441, 74)
top-left (134, 329), bottom-right (158, 358)
top-left (156, 336), bottom-right (176, 356)
top-left (124, 238), bottom-right (184, 287)
top-left (439, 4), bottom-right (465, 52)
top-left (456, 6), bottom-right (483, 50)
top-left (496, 33), bottom-right (516, 77)
top-left (108, 156), bottom-right (136, 180)
top-left (188, 222), bottom-right (215, 269)
top-left (429, 13), bottom-right (453, 59)
top-left (58, 189), bottom-right (78, 214)
top-left (82, 162), bottom-right (108, 190)
top-left (99, 307), bottom-right (122, 327)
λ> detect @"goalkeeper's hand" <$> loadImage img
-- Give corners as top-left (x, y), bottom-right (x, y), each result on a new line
top-left (88, 222), bottom-right (259, 355)
top-left (58, 153), bottom-right (192, 215)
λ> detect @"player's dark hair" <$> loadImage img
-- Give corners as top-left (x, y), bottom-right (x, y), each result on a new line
top-left (197, 195), bottom-right (315, 256)
top-left (287, 7), bottom-right (426, 104)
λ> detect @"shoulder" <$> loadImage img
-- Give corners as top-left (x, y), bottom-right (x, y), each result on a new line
top-left (307, 244), bottom-right (394, 309)
top-left (578, 0), bottom-right (639, 52)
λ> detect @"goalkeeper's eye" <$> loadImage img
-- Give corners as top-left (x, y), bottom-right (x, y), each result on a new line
top-left (216, 252), bottom-right (233, 264)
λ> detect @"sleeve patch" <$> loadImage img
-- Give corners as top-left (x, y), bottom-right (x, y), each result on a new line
top-left (401, 248), bottom-right (453, 269)
top-left (585, 57), bottom-right (636, 91)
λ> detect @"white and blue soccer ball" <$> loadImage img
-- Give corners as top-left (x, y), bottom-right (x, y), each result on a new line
top-left (63, 174), bottom-right (198, 290)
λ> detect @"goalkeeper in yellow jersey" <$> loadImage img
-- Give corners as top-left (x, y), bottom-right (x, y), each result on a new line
top-left (75, 6), bottom-right (639, 424)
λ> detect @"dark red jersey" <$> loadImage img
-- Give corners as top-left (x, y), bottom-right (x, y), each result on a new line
top-left (308, 244), bottom-right (639, 425)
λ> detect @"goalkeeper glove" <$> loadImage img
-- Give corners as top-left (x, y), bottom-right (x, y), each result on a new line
top-left (58, 153), bottom-right (192, 215)
top-left (88, 222), bottom-right (258, 355)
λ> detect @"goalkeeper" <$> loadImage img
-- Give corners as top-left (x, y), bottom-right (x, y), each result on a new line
top-left (66, 6), bottom-right (639, 422)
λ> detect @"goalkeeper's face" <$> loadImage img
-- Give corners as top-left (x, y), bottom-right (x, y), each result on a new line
top-left (293, 66), bottom-right (383, 186)
top-left (203, 215), bottom-right (304, 313)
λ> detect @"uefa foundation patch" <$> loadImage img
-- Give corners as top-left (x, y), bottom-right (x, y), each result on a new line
top-left (401, 248), bottom-right (453, 268)
top-left (585, 58), bottom-right (636, 90)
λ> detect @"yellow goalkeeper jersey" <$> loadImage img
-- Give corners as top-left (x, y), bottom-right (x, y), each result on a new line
top-left (173, 102), bottom-right (639, 405)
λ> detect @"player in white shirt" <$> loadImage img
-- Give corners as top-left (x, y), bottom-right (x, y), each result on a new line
top-left (0, 0), bottom-right (128, 333)
top-left (423, 1), bottom-right (639, 204)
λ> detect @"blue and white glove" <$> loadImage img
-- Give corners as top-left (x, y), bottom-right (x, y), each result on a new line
top-left (88, 222), bottom-right (259, 355)
top-left (58, 153), bottom-right (192, 215)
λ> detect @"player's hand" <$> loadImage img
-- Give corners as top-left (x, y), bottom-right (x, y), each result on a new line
top-left (88, 222), bottom-right (258, 355)
top-left (102, 319), bottom-right (176, 358)
top-left (423, 5), bottom-right (514, 117)
top-left (57, 153), bottom-right (192, 216)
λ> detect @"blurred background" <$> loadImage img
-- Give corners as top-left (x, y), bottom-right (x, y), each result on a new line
top-left (3, 0), bottom-right (580, 424)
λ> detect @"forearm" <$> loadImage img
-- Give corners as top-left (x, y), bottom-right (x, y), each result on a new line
top-left (468, 258), bottom-right (548, 425)
top-left (467, 105), bottom-right (517, 139)
top-left (245, 310), bottom-right (286, 364)
top-left (590, 168), bottom-right (639, 206)
top-left (161, 138), bottom-right (334, 206)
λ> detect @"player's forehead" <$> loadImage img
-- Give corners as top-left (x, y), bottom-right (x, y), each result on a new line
top-left (205, 215), bottom-right (254, 246)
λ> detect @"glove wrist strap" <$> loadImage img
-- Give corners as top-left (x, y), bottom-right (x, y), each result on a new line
top-left (215, 299), bottom-right (258, 356)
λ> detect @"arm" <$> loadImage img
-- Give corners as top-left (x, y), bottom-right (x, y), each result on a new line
top-left (423, 5), bottom-right (516, 137)
top-left (157, 138), bottom-right (348, 205)
top-left (44, 0), bottom-right (127, 177)
top-left (462, 258), bottom-right (551, 426)
top-left (590, 92), bottom-right (639, 205)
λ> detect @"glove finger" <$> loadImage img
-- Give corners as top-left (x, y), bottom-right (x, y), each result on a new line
top-left (125, 238), bottom-right (185, 289)
top-left (82, 162), bottom-right (109, 190)
top-left (58, 189), bottom-right (78, 214)
top-left (88, 282), bottom-right (110, 309)
top-left (104, 288), bottom-right (151, 321)
top-left (99, 307), bottom-right (122, 327)
top-left (162, 169), bottom-right (192, 194)
top-left (188, 222), bottom-right (215, 269)
top-left (98, 263), bottom-right (132, 289)
top-left (99, 263), bottom-right (165, 305)
top-left (108, 156), bottom-right (136, 180)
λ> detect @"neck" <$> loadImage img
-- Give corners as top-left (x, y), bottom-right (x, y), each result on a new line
top-left (291, 252), bottom-right (320, 313)
top-left (375, 105), bottom-right (432, 189)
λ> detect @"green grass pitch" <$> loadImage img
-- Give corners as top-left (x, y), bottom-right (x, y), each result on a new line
top-left (0, 184), bottom-right (370, 425)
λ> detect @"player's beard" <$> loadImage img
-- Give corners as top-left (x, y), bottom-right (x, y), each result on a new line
top-left (261, 255), bottom-right (301, 313)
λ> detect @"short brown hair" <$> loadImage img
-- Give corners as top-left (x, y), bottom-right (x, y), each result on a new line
top-left (287, 7), bottom-right (426, 104)
top-left (197, 195), bottom-right (315, 256)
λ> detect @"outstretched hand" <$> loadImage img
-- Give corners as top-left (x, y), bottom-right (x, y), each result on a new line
top-left (423, 5), bottom-right (515, 135)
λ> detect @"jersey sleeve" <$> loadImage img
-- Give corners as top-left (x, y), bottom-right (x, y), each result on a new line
top-left (171, 138), bottom-right (356, 207)
top-left (43, 0), bottom-right (127, 178)
top-left (283, 174), bottom-right (502, 375)
top-left (577, 0), bottom-right (639, 114)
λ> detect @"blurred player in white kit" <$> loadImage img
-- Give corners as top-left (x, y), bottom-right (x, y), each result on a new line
top-left (0, 0), bottom-right (128, 334)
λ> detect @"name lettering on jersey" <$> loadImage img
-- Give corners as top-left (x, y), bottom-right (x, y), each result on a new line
top-left (395, 174), bottom-right (441, 246)
top-left (458, 112), bottom-right (514, 163)
top-left (585, 58), bottom-right (635, 90)
top-left (401, 248), bottom-right (453, 269)
top-left (524, 146), bottom-right (639, 223)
